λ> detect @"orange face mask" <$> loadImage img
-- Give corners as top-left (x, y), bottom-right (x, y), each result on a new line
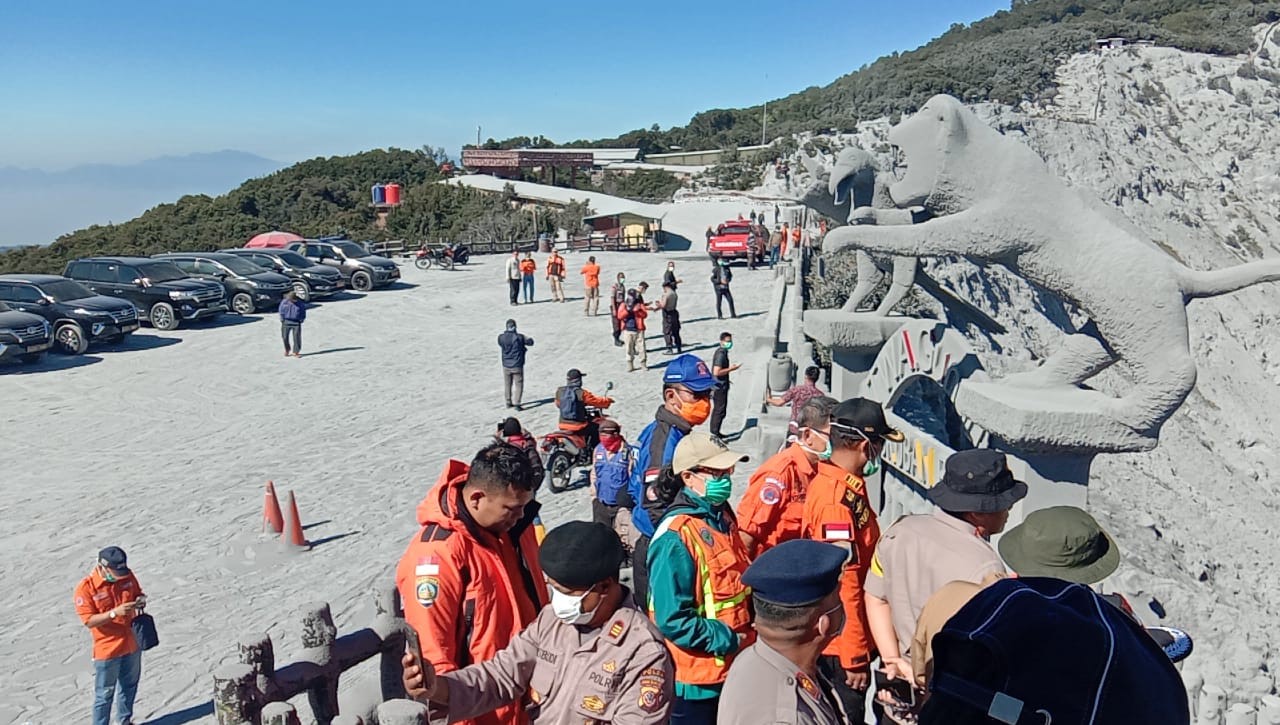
top-left (679, 398), bottom-right (711, 425)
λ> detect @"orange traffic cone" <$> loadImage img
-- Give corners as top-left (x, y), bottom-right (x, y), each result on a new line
top-left (282, 490), bottom-right (309, 549)
top-left (263, 481), bottom-right (284, 534)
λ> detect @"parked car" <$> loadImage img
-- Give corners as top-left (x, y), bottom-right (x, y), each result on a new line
top-left (707, 221), bottom-right (755, 261)
top-left (0, 301), bottom-right (52, 364)
top-left (218, 248), bottom-right (344, 301)
top-left (64, 257), bottom-right (227, 331)
top-left (0, 274), bottom-right (139, 354)
top-left (286, 239), bottom-right (401, 291)
top-left (153, 252), bottom-right (292, 314)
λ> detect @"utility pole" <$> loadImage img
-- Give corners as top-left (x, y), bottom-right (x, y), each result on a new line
top-left (477, 125), bottom-right (481, 146)
top-left (762, 100), bottom-right (767, 146)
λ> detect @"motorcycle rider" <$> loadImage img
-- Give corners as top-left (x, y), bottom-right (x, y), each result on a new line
top-left (555, 368), bottom-right (615, 454)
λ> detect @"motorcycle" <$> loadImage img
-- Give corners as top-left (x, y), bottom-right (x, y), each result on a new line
top-left (414, 244), bottom-right (455, 270)
top-left (541, 382), bottom-right (613, 493)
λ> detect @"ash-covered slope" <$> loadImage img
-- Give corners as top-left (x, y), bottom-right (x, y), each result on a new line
top-left (776, 25), bottom-right (1280, 696)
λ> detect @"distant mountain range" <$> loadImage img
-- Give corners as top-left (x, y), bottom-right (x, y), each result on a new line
top-left (0, 150), bottom-right (284, 247)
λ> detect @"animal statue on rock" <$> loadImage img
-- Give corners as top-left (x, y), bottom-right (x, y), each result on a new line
top-left (823, 94), bottom-right (1280, 441)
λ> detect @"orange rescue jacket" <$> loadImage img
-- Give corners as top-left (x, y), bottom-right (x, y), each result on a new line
top-left (736, 443), bottom-right (816, 559)
top-left (396, 459), bottom-right (547, 725)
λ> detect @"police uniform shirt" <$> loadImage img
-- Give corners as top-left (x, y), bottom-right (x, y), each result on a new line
top-left (438, 593), bottom-right (674, 725)
top-left (717, 640), bottom-right (846, 725)
top-left (864, 510), bottom-right (1007, 656)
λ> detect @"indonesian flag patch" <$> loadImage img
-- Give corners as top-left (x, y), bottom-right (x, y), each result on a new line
top-left (821, 522), bottom-right (852, 541)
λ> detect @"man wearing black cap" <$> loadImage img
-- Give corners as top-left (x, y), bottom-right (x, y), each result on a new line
top-left (403, 522), bottom-right (673, 724)
top-left (719, 540), bottom-right (851, 725)
top-left (864, 449), bottom-right (1025, 697)
top-left (799, 397), bottom-right (904, 719)
top-left (555, 368), bottom-right (614, 455)
top-left (497, 319), bottom-right (533, 410)
top-left (74, 546), bottom-right (147, 725)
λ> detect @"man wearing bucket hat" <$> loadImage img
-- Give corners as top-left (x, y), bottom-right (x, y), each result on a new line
top-left (800, 398), bottom-right (903, 718)
top-left (999, 506), bottom-right (1194, 664)
top-left (864, 449), bottom-right (1026, 694)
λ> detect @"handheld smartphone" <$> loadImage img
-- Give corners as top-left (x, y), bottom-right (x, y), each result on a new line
top-left (874, 668), bottom-right (916, 708)
top-left (404, 627), bottom-right (425, 669)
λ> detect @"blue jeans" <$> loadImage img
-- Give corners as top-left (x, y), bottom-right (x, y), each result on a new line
top-left (94, 650), bottom-right (141, 725)
top-left (769, 246), bottom-right (780, 268)
top-left (522, 275), bottom-right (534, 302)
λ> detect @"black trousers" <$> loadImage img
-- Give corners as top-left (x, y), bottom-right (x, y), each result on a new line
top-left (662, 310), bottom-right (683, 352)
top-left (714, 287), bottom-right (736, 318)
top-left (710, 383), bottom-right (729, 437)
top-left (818, 655), bottom-right (869, 725)
top-left (281, 322), bottom-right (301, 353)
top-left (631, 534), bottom-right (651, 611)
top-left (507, 278), bottom-right (520, 304)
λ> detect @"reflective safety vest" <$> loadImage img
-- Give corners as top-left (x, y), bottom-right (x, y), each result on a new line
top-left (651, 512), bottom-right (755, 685)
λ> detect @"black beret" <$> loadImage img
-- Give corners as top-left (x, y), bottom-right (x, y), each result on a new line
top-left (743, 540), bottom-right (846, 606)
top-left (541, 522), bottom-right (624, 589)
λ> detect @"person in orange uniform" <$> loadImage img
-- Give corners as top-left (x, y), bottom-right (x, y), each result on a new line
top-left (75, 546), bottom-right (146, 725)
top-left (790, 225), bottom-right (802, 258)
top-left (801, 397), bottom-right (903, 720)
top-left (737, 395), bottom-right (838, 559)
top-left (546, 250), bottom-right (567, 303)
top-left (647, 432), bottom-right (755, 724)
top-left (780, 223), bottom-right (790, 259)
top-left (396, 442), bottom-right (548, 725)
top-left (519, 252), bottom-right (537, 303)
top-left (580, 256), bottom-right (601, 316)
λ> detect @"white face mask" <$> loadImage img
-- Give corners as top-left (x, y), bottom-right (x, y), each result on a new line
top-left (550, 587), bottom-right (595, 625)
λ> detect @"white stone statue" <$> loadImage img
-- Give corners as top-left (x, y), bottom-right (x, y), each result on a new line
top-left (824, 94), bottom-right (1280, 442)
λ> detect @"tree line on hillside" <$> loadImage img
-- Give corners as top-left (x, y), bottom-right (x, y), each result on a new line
top-left (481, 0), bottom-right (1280, 155)
top-left (0, 148), bottom-right (594, 276)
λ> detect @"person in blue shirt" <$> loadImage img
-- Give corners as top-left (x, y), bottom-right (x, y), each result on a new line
top-left (590, 418), bottom-right (636, 555)
top-left (278, 290), bottom-right (307, 357)
top-left (616, 353), bottom-right (716, 611)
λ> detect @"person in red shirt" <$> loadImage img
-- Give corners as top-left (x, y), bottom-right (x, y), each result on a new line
top-left (580, 256), bottom-right (601, 316)
top-left (74, 546), bottom-right (146, 725)
top-left (518, 252), bottom-right (537, 303)
top-left (801, 398), bottom-right (903, 719)
top-left (618, 288), bottom-right (649, 371)
top-left (395, 443), bottom-right (547, 725)
top-left (737, 395), bottom-right (837, 559)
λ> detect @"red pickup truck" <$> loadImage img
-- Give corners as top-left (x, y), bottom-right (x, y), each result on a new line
top-left (707, 221), bottom-right (754, 261)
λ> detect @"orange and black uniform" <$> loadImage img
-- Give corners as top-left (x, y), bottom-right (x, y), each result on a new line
top-left (801, 461), bottom-right (880, 714)
top-left (396, 459), bottom-right (547, 725)
top-left (735, 443), bottom-right (817, 559)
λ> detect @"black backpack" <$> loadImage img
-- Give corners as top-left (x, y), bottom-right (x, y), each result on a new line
top-left (559, 386), bottom-right (586, 421)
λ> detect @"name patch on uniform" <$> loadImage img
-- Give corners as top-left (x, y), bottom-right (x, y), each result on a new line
top-left (537, 648), bottom-right (558, 665)
top-left (581, 695), bottom-right (606, 715)
top-left (415, 577), bottom-right (439, 607)
top-left (822, 522), bottom-right (852, 541)
top-left (760, 478), bottom-right (783, 505)
top-left (851, 496), bottom-right (872, 530)
top-left (638, 676), bottom-right (665, 713)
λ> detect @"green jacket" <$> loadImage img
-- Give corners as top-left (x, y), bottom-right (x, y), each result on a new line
top-left (647, 488), bottom-right (741, 700)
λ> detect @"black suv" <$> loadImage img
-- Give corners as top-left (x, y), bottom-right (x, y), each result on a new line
top-left (0, 301), bottom-right (52, 364)
top-left (287, 239), bottom-right (400, 291)
top-left (64, 257), bottom-right (227, 331)
top-left (218, 248), bottom-right (344, 301)
top-left (0, 274), bottom-right (140, 354)
top-left (152, 252), bottom-right (292, 314)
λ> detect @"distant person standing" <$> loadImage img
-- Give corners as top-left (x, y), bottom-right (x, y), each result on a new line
top-left (766, 365), bottom-right (826, 438)
top-left (580, 255), bottom-right (601, 316)
top-left (790, 225), bottom-right (802, 259)
top-left (618, 288), bottom-right (649, 372)
top-left (655, 281), bottom-right (683, 355)
top-left (769, 227), bottom-right (783, 269)
top-left (504, 250), bottom-right (521, 306)
top-left (75, 546), bottom-right (146, 725)
top-left (278, 289), bottom-right (307, 357)
top-left (710, 332), bottom-right (741, 438)
top-left (773, 204), bottom-right (780, 224)
top-left (519, 251), bottom-right (537, 303)
top-left (610, 272), bottom-right (628, 347)
top-left (663, 261), bottom-right (682, 291)
top-left (711, 258), bottom-right (736, 320)
top-left (705, 225), bottom-right (716, 250)
top-left (497, 319), bottom-right (533, 410)
top-left (545, 250), bottom-right (566, 303)
top-left (780, 223), bottom-right (790, 261)
top-left (749, 209), bottom-right (758, 224)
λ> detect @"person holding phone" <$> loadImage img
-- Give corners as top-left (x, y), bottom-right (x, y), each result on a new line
top-left (74, 546), bottom-right (146, 725)
top-left (718, 540), bottom-right (851, 725)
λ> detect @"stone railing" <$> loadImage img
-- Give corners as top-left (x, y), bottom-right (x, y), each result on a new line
top-left (212, 585), bottom-right (423, 725)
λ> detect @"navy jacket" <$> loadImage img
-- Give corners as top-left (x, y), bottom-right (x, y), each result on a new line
top-left (498, 330), bottom-right (533, 368)
top-left (279, 298), bottom-right (307, 323)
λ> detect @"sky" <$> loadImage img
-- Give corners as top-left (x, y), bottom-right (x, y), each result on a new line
top-left (0, 0), bottom-right (1010, 170)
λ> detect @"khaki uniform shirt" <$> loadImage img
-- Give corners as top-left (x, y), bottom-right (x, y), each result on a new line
top-left (717, 640), bottom-right (846, 725)
top-left (910, 580), bottom-right (984, 691)
top-left (864, 511), bottom-right (1006, 656)
top-left (438, 595), bottom-right (673, 725)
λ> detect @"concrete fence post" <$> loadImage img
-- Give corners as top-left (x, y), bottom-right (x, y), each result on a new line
top-left (239, 633), bottom-right (275, 699)
top-left (1198, 684), bottom-right (1227, 725)
top-left (261, 701), bottom-right (301, 725)
top-left (300, 602), bottom-right (339, 724)
top-left (1226, 703), bottom-right (1258, 725)
top-left (213, 662), bottom-right (257, 725)
top-left (373, 585), bottom-right (410, 702)
top-left (376, 699), bottom-right (431, 725)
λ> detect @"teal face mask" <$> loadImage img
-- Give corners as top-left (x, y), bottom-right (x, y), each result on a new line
top-left (702, 475), bottom-right (734, 505)
top-left (722, 341), bottom-right (733, 351)
top-left (863, 458), bottom-right (881, 476)
top-left (800, 429), bottom-right (833, 461)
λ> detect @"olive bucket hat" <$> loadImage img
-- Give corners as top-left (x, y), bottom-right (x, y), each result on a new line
top-left (998, 506), bottom-right (1121, 584)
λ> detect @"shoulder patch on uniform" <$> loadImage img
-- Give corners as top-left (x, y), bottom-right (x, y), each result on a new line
top-left (581, 695), bottom-right (606, 715)
top-left (699, 528), bottom-right (715, 546)
top-left (415, 577), bottom-right (439, 607)
top-left (608, 620), bottom-right (625, 639)
top-left (638, 676), bottom-right (665, 713)
top-left (797, 671), bottom-right (821, 701)
top-left (74, 596), bottom-right (85, 606)
top-left (760, 478), bottom-right (783, 505)
top-left (821, 522), bottom-right (852, 541)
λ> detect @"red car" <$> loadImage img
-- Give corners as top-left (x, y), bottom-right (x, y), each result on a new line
top-left (707, 221), bottom-right (754, 260)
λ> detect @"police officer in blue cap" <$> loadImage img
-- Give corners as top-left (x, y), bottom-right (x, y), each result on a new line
top-left (718, 540), bottom-right (851, 725)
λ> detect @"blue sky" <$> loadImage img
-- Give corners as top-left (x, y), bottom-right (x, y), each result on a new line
top-left (1, 0), bottom-right (1009, 170)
